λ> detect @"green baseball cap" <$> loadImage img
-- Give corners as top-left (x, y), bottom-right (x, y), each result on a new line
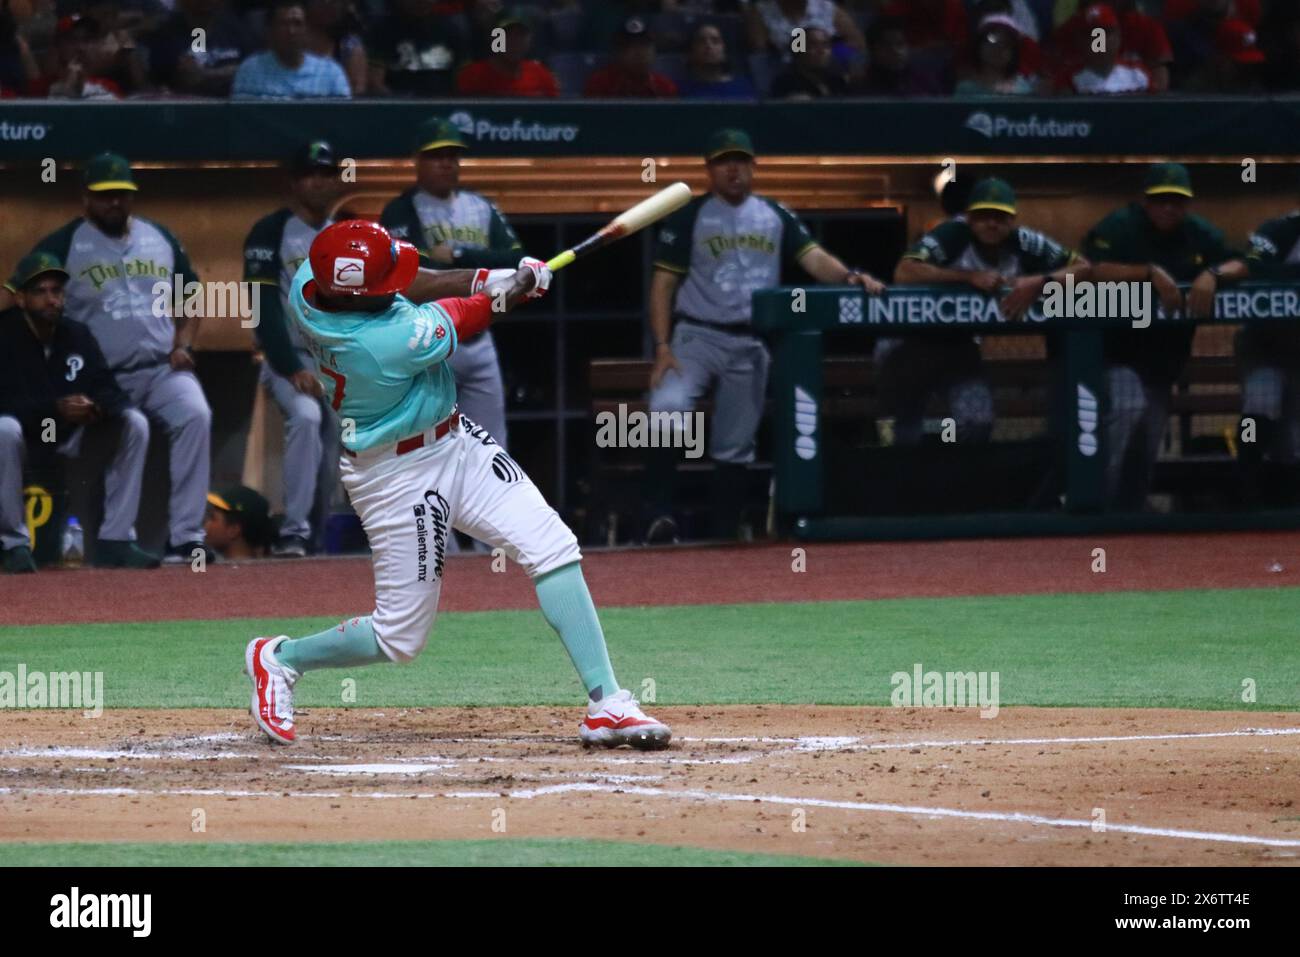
top-left (704, 128), bottom-right (755, 162)
top-left (290, 139), bottom-right (338, 174)
top-left (413, 116), bottom-right (467, 154)
top-left (207, 485), bottom-right (272, 541)
top-left (1144, 162), bottom-right (1193, 198)
top-left (83, 151), bottom-right (137, 192)
top-left (966, 177), bottom-right (1017, 215)
top-left (9, 251), bottom-right (69, 290)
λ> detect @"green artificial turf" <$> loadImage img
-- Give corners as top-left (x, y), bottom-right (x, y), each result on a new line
top-left (1, 587), bottom-right (1297, 710)
top-left (0, 839), bottom-right (862, 867)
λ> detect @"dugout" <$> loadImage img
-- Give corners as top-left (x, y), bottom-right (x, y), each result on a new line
top-left (4, 97), bottom-right (1300, 547)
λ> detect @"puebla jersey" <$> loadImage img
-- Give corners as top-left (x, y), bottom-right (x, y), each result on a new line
top-left (288, 260), bottom-right (459, 453)
top-left (243, 208), bottom-right (333, 354)
top-left (653, 193), bottom-right (817, 325)
top-left (381, 187), bottom-right (521, 267)
top-left (903, 218), bottom-right (1078, 278)
top-left (18, 216), bottom-right (196, 371)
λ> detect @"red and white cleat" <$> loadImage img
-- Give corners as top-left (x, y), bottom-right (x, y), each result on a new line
top-left (244, 636), bottom-right (299, 745)
top-left (579, 689), bottom-right (671, 750)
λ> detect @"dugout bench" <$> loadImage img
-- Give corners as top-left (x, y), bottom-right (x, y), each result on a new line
top-left (753, 283), bottom-right (1300, 541)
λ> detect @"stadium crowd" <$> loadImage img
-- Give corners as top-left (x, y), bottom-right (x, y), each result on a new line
top-left (0, 0), bottom-right (1296, 101)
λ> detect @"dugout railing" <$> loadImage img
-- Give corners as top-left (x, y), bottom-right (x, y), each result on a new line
top-left (754, 283), bottom-right (1300, 540)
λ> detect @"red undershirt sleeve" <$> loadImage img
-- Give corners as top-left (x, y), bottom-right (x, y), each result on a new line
top-left (437, 292), bottom-right (494, 341)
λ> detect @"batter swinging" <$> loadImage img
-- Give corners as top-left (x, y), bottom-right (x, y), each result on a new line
top-left (243, 220), bottom-right (670, 750)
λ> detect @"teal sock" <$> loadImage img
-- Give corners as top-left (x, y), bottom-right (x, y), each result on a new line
top-left (276, 615), bottom-right (387, 674)
top-left (534, 562), bottom-right (619, 702)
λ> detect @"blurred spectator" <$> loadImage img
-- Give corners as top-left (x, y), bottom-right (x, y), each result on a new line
top-left (678, 20), bottom-right (756, 98)
top-left (1054, 3), bottom-right (1151, 94)
top-left (745, 0), bottom-right (865, 60)
top-left (1166, 0), bottom-right (1256, 88)
top-left (40, 15), bottom-right (123, 98)
top-left (1051, 0), bottom-right (1171, 92)
top-left (584, 17), bottom-right (678, 97)
top-left (955, 15), bottom-right (1039, 95)
top-left (456, 9), bottom-right (558, 97)
top-left (1182, 17), bottom-right (1266, 93)
top-left (0, 2), bottom-right (40, 96)
top-left (367, 0), bottom-right (467, 96)
top-left (770, 24), bottom-right (847, 98)
top-left (972, 0), bottom-right (1043, 73)
top-left (232, 0), bottom-right (350, 98)
top-left (578, 0), bottom-right (667, 54)
top-left (1261, 7), bottom-right (1300, 91)
top-left (979, 0), bottom-right (1041, 40)
top-left (147, 0), bottom-right (253, 97)
top-left (1163, 0), bottom-right (1259, 26)
top-left (304, 0), bottom-right (367, 95)
top-left (80, 1), bottom-right (150, 93)
top-left (856, 14), bottom-right (946, 95)
top-left (882, 0), bottom-right (968, 52)
top-left (204, 486), bottom-right (274, 560)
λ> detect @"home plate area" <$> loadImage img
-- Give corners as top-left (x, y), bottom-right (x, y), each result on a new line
top-left (1, 706), bottom-right (1298, 866)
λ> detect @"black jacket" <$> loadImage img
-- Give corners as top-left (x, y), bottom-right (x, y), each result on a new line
top-left (0, 308), bottom-right (128, 442)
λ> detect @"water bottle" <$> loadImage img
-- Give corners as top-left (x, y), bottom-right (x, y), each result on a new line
top-left (62, 516), bottom-right (84, 568)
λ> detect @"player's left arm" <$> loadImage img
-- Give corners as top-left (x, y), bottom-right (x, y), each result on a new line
top-left (999, 229), bottom-right (1092, 321)
top-left (160, 223), bottom-right (200, 370)
top-left (799, 245), bottom-right (886, 294)
top-left (445, 201), bottom-right (525, 270)
top-left (1188, 221), bottom-right (1247, 319)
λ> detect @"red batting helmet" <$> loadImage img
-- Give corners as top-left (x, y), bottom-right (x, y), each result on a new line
top-left (308, 219), bottom-right (419, 297)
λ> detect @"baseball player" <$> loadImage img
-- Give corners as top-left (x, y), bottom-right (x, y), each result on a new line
top-left (0, 252), bottom-right (156, 572)
top-left (890, 177), bottom-right (1088, 445)
top-left (243, 220), bottom-right (670, 750)
top-left (1, 153), bottom-right (212, 562)
top-left (380, 117), bottom-right (523, 451)
top-left (1217, 195), bottom-right (1300, 502)
top-left (242, 140), bottom-right (343, 557)
top-left (1082, 163), bottom-right (1240, 510)
top-left (643, 128), bottom-right (884, 542)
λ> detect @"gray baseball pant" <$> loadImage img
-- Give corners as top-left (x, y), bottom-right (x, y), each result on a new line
top-left (260, 359), bottom-right (339, 541)
top-left (115, 363), bottom-right (211, 547)
top-left (649, 321), bottom-right (769, 464)
top-left (1104, 365), bottom-right (1172, 509)
top-left (0, 410), bottom-right (149, 549)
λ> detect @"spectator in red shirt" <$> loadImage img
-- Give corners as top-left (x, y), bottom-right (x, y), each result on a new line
top-left (456, 10), bottom-right (558, 98)
top-left (38, 15), bottom-right (124, 99)
top-left (584, 17), bottom-right (678, 98)
top-left (1054, 3), bottom-right (1151, 95)
top-left (1183, 17), bottom-right (1266, 92)
top-left (1166, 0), bottom-right (1258, 88)
top-left (1052, 0), bottom-right (1171, 90)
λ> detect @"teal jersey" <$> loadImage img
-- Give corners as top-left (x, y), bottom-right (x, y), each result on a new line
top-left (288, 261), bottom-right (460, 453)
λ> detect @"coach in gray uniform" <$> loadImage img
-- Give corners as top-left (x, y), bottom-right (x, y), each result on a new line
top-left (645, 128), bottom-right (885, 541)
top-left (5, 154), bottom-right (211, 563)
top-left (242, 141), bottom-right (342, 557)
top-left (381, 117), bottom-right (523, 449)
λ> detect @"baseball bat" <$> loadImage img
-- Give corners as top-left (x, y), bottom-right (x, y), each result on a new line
top-left (545, 181), bottom-right (692, 272)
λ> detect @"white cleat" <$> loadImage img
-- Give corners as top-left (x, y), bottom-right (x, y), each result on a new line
top-left (243, 635), bottom-right (299, 745)
top-left (579, 688), bottom-right (672, 750)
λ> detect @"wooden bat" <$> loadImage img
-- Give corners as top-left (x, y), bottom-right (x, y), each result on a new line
top-left (545, 181), bottom-right (692, 272)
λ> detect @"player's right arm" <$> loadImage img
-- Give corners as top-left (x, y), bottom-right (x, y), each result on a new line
top-left (893, 221), bottom-right (1002, 293)
top-left (648, 268), bottom-right (683, 389)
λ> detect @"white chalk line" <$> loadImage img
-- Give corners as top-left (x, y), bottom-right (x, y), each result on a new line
top-left (8, 780), bottom-right (1291, 849)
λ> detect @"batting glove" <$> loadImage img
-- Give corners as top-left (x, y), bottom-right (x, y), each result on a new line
top-left (518, 256), bottom-right (552, 299)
